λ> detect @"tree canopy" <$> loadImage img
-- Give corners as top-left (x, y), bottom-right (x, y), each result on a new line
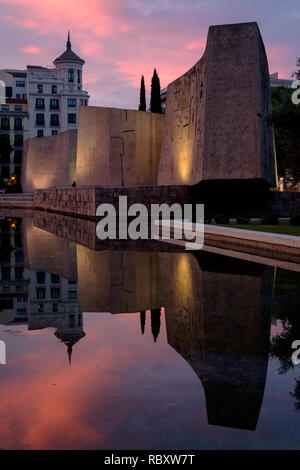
top-left (267, 86), bottom-right (300, 181)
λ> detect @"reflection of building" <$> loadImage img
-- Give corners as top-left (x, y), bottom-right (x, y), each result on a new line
top-left (0, 218), bottom-right (29, 324)
top-left (0, 70), bottom-right (29, 180)
top-left (28, 270), bottom-right (85, 363)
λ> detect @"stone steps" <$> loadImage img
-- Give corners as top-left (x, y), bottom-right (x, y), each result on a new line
top-left (0, 193), bottom-right (34, 207)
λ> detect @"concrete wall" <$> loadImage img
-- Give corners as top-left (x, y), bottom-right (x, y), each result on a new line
top-left (21, 129), bottom-right (77, 192)
top-left (158, 22), bottom-right (276, 187)
top-left (33, 184), bottom-right (189, 218)
top-left (76, 107), bottom-right (164, 187)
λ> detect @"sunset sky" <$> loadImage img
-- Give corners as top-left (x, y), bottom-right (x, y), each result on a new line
top-left (0, 0), bottom-right (299, 108)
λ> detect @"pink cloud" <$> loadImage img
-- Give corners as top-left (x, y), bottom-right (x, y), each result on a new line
top-left (20, 45), bottom-right (43, 55)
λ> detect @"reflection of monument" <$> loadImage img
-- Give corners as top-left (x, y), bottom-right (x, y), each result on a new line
top-left (16, 214), bottom-right (275, 428)
top-left (77, 246), bottom-right (163, 314)
top-left (161, 251), bottom-right (273, 430)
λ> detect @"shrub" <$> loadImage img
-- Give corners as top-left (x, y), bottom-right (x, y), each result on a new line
top-left (236, 216), bottom-right (250, 225)
top-left (262, 213), bottom-right (279, 225)
top-left (290, 214), bottom-right (300, 226)
top-left (214, 214), bottom-right (229, 224)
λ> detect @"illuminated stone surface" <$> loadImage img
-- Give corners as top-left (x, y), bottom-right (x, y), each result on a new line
top-left (76, 107), bottom-right (164, 187)
top-left (158, 22), bottom-right (276, 186)
top-left (21, 129), bottom-right (77, 192)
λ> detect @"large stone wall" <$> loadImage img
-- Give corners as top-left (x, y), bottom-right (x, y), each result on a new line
top-left (76, 107), bottom-right (164, 187)
top-left (158, 22), bottom-right (276, 186)
top-left (21, 129), bottom-right (77, 192)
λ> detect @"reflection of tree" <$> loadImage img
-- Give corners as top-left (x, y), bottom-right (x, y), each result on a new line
top-left (270, 320), bottom-right (297, 374)
top-left (270, 269), bottom-right (300, 409)
top-left (140, 311), bottom-right (145, 335)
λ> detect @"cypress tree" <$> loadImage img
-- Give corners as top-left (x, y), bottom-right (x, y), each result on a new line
top-left (138, 75), bottom-right (146, 111)
top-left (150, 69), bottom-right (162, 114)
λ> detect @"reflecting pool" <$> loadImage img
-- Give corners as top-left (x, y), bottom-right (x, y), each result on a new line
top-left (0, 212), bottom-right (299, 449)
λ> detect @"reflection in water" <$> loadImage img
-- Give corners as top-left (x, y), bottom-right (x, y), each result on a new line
top-left (0, 213), bottom-right (300, 449)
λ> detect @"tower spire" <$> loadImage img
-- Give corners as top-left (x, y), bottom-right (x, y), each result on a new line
top-left (67, 31), bottom-right (71, 50)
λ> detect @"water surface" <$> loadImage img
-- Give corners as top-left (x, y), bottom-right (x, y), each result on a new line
top-left (0, 213), bottom-right (299, 450)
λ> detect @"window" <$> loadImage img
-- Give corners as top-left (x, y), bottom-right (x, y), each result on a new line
top-left (52, 130), bottom-right (58, 135)
top-left (15, 251), bottom-right (23, 263)
top-left (38, 303), bottom-right (44, 313)
top-left (51, 274), bottom-right (59, 283)
top-left (51, 288), bottom-right (60, 299)
top-left (14, 233), bottom-right (21, 247)
top-left (69, 314), bottom-right (75, 328)
top-left (14, 150), bottom-right (22, 163)
top-left (68, 85), bottom-right (74, 91)
top-left (68, 113), bottom-right (76, 124)
top-left (1, 118), bottom-right (10, 130)
top-left (3, 285), bottom-right (10, 293)
top-left (16, 93), bottom-right (20, 99)
top-left (1, 105), bottom-right (9, 111)
top-left (77, 70), bottom-right (81, 84)
top-left (52, 303), bottom-right (58, 313)
top-left (36, 114), bottom-right (44, 126)
top-left (68, 290), bottom-right (77, 299)
top-left (2, 267), bottom-right (10, 281)
top-left (50, 99), bottom-right (59, 109)
top-left (36, 288), bottom-right (45, 300)
top-left (14, 118), bottom-right (22, 130)
top-left (50, 114), bottom-right (59, 126)
top-left (85, 100), bottom-right (88, 106)
top-left (16, 81), bottom-right (25, 88)
top-left (52, 85), bottom-right (57, 94)
top-left (17, 308), bottom-right (26, 314)
top-left (36, 272), bottom-right (45, 284)
top-left (15, 267), bottom-right (23, 280)
top-left (80, 99), bottom-right (83, 106)
top-left (36, 98), bottom-right (44, 109)
top-left (22, 94), bottom-right (26, 99)
top-left (14, 134), bottom-right (23, 147)
top-left (68, 68), bottom-right (74, 82)
top-left (37, 84), bottom-right (43, 93)
top-left (37, 130), bottom-right (44, 138)
top-left (67, 98), bottom-right (76, 107)
top-left (14, 105), bottom-right (22, 111)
